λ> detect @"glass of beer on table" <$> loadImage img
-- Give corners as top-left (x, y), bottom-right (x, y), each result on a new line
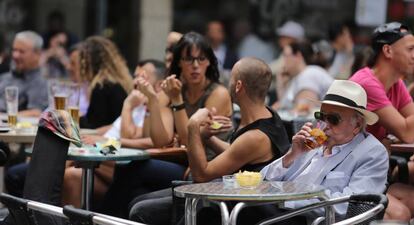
top-left (67, 83), bottom-right (80, 125)
top-left (5, 86), bottom-right (18, 127)
top-left (51, 81), bottom-right (68, 110)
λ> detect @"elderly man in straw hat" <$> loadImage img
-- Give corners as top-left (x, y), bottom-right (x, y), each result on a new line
top-left (262, 80), bottom-right (388, 220)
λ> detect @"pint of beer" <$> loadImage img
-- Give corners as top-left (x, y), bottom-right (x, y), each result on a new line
top-left (8, 114), bottom-right (17, 127)
top-left (54, 95), bottom-right (67, 110)
top-left (68, 107), bottom-right (80, 124)
top-left (5, 86), bottom-right (18, 127)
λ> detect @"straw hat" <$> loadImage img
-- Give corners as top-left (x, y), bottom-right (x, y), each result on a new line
top-left (321, 80), bottom-right (378, 125)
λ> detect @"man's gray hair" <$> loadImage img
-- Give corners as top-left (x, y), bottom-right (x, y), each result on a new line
top-left (15, 31), bottom-right (43, 51)
top-left (352, 111), bottom-right (367, 132)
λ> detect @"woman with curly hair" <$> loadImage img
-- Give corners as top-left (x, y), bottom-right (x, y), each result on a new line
top-left (62, 36), bottom-right (132, 208)
top-left (79, 36), bottom-right (133, 129)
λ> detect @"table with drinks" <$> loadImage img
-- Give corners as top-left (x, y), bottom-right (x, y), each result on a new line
top-left (26, 146), bottom-right (150, 210)
top-left (174, 181), bottom-right (332, 225)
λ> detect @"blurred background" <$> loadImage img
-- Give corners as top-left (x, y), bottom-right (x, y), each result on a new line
top-left (0, 0), bottom-right (411, 70)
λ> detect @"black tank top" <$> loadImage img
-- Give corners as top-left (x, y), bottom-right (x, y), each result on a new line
top-left (229, 107), bottom-right (290, 172)
top-left (181, 82), bottom-right (221, 161)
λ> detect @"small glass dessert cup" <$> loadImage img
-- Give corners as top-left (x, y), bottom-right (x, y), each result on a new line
top-left (304, 120), bottom-right (328, 149)
top-left (222, 175), bottom-right (237, 189)
top-left (235, 171), bottom-right (263, 189)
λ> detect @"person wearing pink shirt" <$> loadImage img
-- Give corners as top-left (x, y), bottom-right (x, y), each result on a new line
top-left (350, 22), bottom-right (414, 221)
top-left (350, 67), bottom-right (412, 141)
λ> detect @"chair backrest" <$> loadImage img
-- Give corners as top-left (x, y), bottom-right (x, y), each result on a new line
top-left (26, 201), bottom-right (68, 225)
top-left (23, 126), bottom-right (70, 204)
top-left (257, 194), bottom-right (387, 225)
top-left (63, 205), bottom-right (147, 225)
top-left (23, 126), bottom-right (70, 224)
top-left (63, 205), bottom-right (94, 225)
top-left (341, 194), bottom-right (388, 225)
top-left (0, 193), bottom-right (69, 225)
top-left (0, 193), bottom-right (34, 225)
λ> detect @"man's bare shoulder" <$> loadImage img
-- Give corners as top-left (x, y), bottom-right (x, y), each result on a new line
top-left (230, 129), bottom-right (270, 153)
top-left (211, 84), bottom-right (230, 96)
top-left (222, 129), bottom-right (273, 165)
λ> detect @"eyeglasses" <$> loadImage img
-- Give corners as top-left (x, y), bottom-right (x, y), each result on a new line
top-left (314, 111), bottom-right (342, 126)
top-left (181, 56), bottom-right (208, 65)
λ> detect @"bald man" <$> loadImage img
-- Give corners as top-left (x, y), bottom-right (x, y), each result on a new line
top-left (128, 57), bottom-right (290, 225)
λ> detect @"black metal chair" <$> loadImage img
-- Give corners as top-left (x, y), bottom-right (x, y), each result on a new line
top-left (389, 154), bottom-right (410, 184)
top-left (256, 194), bottom-right (388, 225)
top-left (0, 192), bottom-right (70, 225)
top-left (0, 193), bottom-right (33, 225)
top-left (63, 205), bottom-right (146, 225)
top-left (0, 126), bottom-right (71, 225)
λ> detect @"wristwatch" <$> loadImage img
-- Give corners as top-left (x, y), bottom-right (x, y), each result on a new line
top-left (170, 103), bottom-right (185, 112)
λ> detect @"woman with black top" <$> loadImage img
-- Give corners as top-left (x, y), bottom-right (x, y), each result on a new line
top-left (79, 36), bottom-right (133, 130)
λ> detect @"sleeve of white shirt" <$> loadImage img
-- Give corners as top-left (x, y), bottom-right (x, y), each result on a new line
top-left (132, 105), bottom-right (146, 128)
top-left (261, 157), bottom-right (289, 181)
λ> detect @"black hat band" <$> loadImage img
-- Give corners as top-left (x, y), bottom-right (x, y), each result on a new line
top-left (324, 94), bottom-right (366, 110)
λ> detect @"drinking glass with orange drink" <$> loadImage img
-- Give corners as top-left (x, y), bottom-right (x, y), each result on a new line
top-left (304, 120), bottom-right (328, 149)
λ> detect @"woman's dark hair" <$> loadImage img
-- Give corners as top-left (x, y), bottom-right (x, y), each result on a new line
top-left (168, 32), bottom-right (219, 83)
top-left (351, 46), bottom-right (375, 75)
top-left (290, 41), bottom-right (316, 65)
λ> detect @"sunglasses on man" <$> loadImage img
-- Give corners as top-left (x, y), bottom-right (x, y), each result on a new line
top-left (314, 111), bottom-right (342, 126)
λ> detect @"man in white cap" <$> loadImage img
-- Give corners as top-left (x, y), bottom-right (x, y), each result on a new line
top-left (262, 80), bottom-right (388, 220)
top-left (276, 21), bottom-right (305, 48)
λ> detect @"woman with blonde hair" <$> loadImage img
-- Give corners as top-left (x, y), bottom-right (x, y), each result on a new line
top-left (79, 36), bottom-right (133, 129)
top-left (62, 36), bottom-right (132, 207)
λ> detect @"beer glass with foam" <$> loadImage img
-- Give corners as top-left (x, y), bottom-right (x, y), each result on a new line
top-left (5, 86), bottom-right (18, 127)
top-left (67, 83), bottom-right (80, 125)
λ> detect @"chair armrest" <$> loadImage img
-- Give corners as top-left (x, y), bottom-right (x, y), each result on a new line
top-left (146, 147), bottom-right (188, 166)
top-left (389, 155), bottom-right (409, 184)
top-left (257, 196), bottom-right (350, 225)
top-left (63, 205), bottom-right (94, 224)
top-left (310, 217), bottom-right (325, 225)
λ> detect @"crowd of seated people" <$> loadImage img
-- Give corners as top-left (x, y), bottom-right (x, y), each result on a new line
top-left (3, 18), bottom-right (414, 225)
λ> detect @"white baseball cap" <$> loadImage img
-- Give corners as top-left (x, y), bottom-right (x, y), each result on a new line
top-left (276, 21), bottom-right (305, 40)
